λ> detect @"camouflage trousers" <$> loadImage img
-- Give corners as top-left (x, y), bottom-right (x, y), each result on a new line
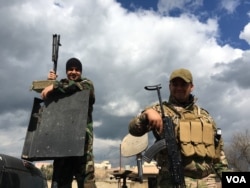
top-left (157, 172), bottom-right (221, 188)
top-left (185, 174), bottom-right (221, 188)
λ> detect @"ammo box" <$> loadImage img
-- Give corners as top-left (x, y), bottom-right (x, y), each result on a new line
top-left (0, 154), bottom-right (47, 188)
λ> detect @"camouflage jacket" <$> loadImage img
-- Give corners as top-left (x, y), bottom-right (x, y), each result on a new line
top-left (129, 94), bottom-right (229, 179)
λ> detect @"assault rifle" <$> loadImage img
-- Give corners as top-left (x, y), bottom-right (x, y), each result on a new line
top-left (143, 84), bottom-right (185, 188)
top-left (31, 34), bottom-right (61, 93)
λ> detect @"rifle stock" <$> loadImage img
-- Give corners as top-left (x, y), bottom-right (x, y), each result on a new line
top-left (30, 80), bottom-right (55, 93)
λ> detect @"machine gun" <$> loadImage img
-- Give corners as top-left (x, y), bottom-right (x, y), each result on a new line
top-left (143, 84), bottom-right (186, 188)
top-left (31, 34), bottom-right (61, 93)
top-left (121, 133), bottom-right (148, 183)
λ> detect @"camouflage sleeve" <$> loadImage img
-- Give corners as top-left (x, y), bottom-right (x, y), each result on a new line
top-left (129, 103), bottom-right (166, 137)
top-left (79, 78), bottom-right (95, 91)
top-left (200, 108), bottom-right (231, 177)
top-left (53, 79), bottom-right (79, 93)
top-left (80, 78), bottom-right (95, 106)
top-left (129, 105), bottom-right (155, 137)
top-left (53, 78), bottom-right (95, 103)
top-left (213, 138), bottom-right (231, 178)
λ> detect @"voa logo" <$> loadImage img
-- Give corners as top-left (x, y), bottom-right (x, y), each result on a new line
top-left (226, 176), bottom-right (246, 184)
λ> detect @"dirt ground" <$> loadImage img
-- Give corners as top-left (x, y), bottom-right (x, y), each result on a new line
top-left (47, 180), bottom-right (149, 188)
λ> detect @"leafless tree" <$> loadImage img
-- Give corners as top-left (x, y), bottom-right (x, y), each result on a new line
top-left (225, 129), bottom-right (250, 171)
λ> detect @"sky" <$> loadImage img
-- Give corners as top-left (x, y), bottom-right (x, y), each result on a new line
top-left (0, 0), bottom-right (250, 168)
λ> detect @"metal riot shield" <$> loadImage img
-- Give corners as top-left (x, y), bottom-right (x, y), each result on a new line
top-left (21, 90), bottom-right (90, 161)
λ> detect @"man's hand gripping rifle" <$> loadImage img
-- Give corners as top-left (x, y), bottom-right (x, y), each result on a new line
top-left (143, 84), bottom-right (185, 188)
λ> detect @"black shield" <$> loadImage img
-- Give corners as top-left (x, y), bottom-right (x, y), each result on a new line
top-left (22, 90), bottom-right (90, 161)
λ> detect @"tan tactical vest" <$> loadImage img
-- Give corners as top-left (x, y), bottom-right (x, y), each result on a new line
top-left (161, 104), bottom-right (216, 159)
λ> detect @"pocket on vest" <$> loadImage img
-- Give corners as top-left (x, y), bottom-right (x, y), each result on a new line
top-left (191, 121), bottom-right (206, 157)
top-left (203, 122), bottom-right (215, 158)
top-left (179, 121), bottom-right (195, 156)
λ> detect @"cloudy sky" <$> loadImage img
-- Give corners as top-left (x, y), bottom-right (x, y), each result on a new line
top-left (1, 0), bottom-right (250, 168)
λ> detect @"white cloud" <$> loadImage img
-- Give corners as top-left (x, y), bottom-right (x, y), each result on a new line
top-left (157, 0), bottom-right (203, 14)
top-left (239, 23), bottom-right (250, 45)
top-left (220, 0), bottom-right (240, 14)
top-left (102, 97), bottom-right (140, 116)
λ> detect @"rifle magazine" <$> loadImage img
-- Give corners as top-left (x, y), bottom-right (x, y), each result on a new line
top-left (143, 139), bottom-right (166, 163)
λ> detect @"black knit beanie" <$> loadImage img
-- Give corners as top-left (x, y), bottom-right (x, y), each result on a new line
top-left (66, 58), bottom-right (82, 72)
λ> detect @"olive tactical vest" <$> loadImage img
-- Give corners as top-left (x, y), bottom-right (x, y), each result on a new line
top-left (155, 103), bottom-right (216, 159)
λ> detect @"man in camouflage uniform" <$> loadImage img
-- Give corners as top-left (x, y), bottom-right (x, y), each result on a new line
top-left (129, 68), bottom-right (230, 188)
top-left (41, 58), bottom-right (96, 188)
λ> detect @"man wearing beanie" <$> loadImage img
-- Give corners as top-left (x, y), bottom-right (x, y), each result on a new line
top-left (41, 57), bottom-right (96, 188)
top-left (129, 68), bottom-right (230, 187)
